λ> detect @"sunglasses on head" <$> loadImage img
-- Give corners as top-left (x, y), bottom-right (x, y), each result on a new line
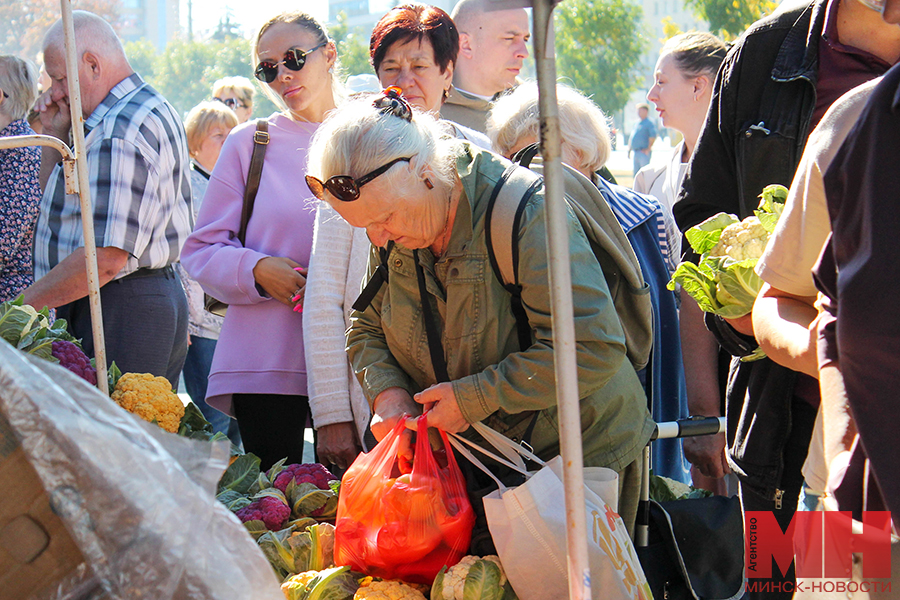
top-left (254, 41), bottom-right (327, 83)
top-left (306, 157), bottom-right (412, 202)
top-left (214, 97), bottom-right (246, 110)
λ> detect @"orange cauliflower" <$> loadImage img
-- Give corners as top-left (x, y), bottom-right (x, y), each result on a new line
top-left (111, 372), bottom-right (184, 433)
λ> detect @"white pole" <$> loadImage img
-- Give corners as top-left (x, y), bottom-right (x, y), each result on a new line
top-left (531, 1), bottom-right (591, 598)
top-left (60, 0), bottom-right (109, 395)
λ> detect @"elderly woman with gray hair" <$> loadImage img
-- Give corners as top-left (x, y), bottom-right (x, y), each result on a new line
top-left (487, 82), bottom-right (690, 485)
top-left (305, 89), bottom-right (654, 533)
top-left (0, 55), bottom-right (41, 302)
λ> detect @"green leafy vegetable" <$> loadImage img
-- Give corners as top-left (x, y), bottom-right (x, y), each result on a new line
top-left (282, 566), bottom-right (359, 600)
top-left (669, 184), bottom-right (788, 321)
top-left (218, 453), bottom-right (261, 495)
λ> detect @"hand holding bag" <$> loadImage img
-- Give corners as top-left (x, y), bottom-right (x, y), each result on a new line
top-left (204, 119), bottom-right (269, 316)
top-left (334, 414), bottom-right (475, 584)
top-left (448, 423), bottom-right (653, 600)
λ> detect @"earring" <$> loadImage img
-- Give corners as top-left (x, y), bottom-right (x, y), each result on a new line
top-left (328, 67), bottom-right (334, 74)
top-left (424, 178), bottom-right (434, 189)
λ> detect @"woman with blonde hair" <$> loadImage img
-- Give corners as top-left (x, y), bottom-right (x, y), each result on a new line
top-left (0, 55), bottom-right (41, 302)
top-left (182, 11), bottom-right (343, 468)
top-left (488, 82), bottom-right (690, 484)
top-left (637, 31), bottom-right (731, 493)
top-left (211, 76), bottom-right (254, 123)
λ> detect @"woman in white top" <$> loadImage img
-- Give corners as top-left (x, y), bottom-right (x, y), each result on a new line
top-left (634, 32), bottom-right (727, 215)
top-left (634, 32), bottom-right (732, 494)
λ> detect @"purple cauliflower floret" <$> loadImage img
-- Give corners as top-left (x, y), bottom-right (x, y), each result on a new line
top-left (51, 340), bottom-right (97, 385)
top-left (271, 463), bottom-right (336, 493)
top-left (234, 496), bottom-right (291, 531)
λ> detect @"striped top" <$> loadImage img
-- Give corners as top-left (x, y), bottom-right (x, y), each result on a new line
top-left (34, 73), bottom-right (193, 280)
top-left (601, 174), bottom-right (677, 273)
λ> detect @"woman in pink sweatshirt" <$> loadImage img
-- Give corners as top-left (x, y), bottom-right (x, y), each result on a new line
top-left (181, 11), bottom-right (339, 468)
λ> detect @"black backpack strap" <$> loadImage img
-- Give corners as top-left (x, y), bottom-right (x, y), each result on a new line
top-left (511, 142), bottom-right (540, 170)
top-left (485, 162), bottom-right (542, 351)
top-left (352, 241), bottom-right (394, 312)
top-left (413, 249), bottom-right (450, 383)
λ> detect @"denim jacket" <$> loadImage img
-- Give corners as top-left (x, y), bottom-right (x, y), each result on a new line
top-left (347, 146), bottom-right (655, 471)
top-left (673, 0), bottom-right (826, 499)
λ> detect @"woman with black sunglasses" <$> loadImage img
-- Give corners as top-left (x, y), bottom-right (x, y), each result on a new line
top-left (181, 11), bottom-right (341, 470)
top-left (305, 90), bottom-right (655, 535)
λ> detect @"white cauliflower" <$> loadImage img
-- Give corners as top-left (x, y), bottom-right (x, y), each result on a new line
top-left (709, 216), bottom-right (768, 262)
top-left (433, 555), bottom-right (512, 600)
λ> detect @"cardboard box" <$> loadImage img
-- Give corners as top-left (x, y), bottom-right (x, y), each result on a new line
top-left (0, 411), bottom-right (85, 600)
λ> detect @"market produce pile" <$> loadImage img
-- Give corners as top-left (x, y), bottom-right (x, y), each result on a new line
top-left (0, 297), bottom-right (520, 599)
top-left (0, 297), bottom-right (96, 384)
top-left (668, 184), bottom-right (788, 319)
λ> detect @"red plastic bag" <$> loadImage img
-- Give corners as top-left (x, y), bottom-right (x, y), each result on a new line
top-left (334, 414), bottom-right (475, 583)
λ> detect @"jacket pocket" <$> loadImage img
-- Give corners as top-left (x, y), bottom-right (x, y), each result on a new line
top-left (736, 120), bottom-right (799, 217)
top-left (443, 255), bottom-right (488, 340)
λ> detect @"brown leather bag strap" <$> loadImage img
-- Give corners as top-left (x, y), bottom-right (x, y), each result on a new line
top-left (237, 119), bottom-right (269, 245)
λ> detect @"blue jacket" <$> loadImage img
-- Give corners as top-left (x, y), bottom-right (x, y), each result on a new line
top-left (598, 177), bottom-right (691, 484)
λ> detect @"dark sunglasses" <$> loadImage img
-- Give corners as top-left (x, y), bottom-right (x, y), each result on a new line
top-left (306, 157), bottom-right (412, 202)
top-left (214, 96), bottom-right (246, 110)
top-left (254, 41), bottom-right (327, 83)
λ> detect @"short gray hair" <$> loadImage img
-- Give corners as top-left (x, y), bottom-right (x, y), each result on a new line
top-left (487, 82), bottom-right (612, 174)
top-left (307, 94), bottom-right (462, 202)
top-left (43, 11), bottom-right (127, 64)
top-left (0, 56), bottom-right (38, 121)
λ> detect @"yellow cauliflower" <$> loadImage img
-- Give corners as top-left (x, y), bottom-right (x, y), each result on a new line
top-left (111, 372), bottom-right (184, 433)
top-left (709, 216), bottom-right (768, 262)
top-left (281, 571), bottom-right (317, 600)
top-left (354, 577), bottom-right (427, 600)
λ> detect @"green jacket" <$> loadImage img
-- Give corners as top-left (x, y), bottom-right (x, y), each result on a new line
top-left (440, 86), bottom-right (491, 134)
top-left (347, 146), bottom-right (655, 470)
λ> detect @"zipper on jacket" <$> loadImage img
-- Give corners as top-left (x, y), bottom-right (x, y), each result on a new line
top-left (774, 488), bottom-right (784, 510)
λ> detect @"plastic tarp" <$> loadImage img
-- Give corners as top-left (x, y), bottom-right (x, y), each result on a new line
top-left (0, 341), bottom-right (284, 600)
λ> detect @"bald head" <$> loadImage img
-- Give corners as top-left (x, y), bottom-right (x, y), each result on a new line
top-left (43, 11), bottom-right (127, 63)
top-left (42, 11), bottom-right (133, 118)
top-left (450, 0), bottom-right (529, 97)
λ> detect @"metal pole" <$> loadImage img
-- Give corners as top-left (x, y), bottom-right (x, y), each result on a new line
top-left (531, 1), bottom-right (590, 598)
top-left (60, 0), bottom-right (109, 395)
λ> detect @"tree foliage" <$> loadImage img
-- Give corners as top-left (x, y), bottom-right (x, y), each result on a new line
top-left (0, 0), bottom-right (121, 61)
top-left (124, 36), bottom-right (278, 118)
top-left (684, 0), bottom-right (777, 40)
top-left (329, 11), bottom-right (375, 79)
top-left (554, 0), bottom-right (648, 117)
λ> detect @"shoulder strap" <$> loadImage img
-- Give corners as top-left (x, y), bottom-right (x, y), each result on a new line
top-left (485, 161), bottom-right (543, 351)
top-left (352, 241), bottom-right (394, 312)
top-left (413, 249), bottom-right (450, 383)
top-left (237, 119), bottom-right (269, 245)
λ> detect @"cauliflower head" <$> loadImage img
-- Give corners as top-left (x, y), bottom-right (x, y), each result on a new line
top-left (282, 571), bottom-right (318, 600)
top-left (354, 578), bottom-right (427, 600)
top-left (709, 216), bottom-right (768, 262)
top-left (111, 372), bottom-right (185, 433)
top-left (433, 555), bottom-right (512, 600)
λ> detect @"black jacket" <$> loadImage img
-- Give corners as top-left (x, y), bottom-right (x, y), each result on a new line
top-left (674, 0), bottom-right (827, 499)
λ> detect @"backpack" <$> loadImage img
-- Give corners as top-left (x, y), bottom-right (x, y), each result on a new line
top-left (486, 146), bottom-right (652, 371)
top-left (353, 149), bottom-right (653, 372)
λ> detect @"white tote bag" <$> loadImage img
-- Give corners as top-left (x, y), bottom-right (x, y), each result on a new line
top-left (449, 424), bottom-right (652, 600)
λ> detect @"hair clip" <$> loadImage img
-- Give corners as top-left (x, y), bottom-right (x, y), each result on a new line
top-left (374, 86), bottom-right (413, 122)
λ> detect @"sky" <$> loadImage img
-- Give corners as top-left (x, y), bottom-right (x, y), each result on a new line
top-left (181, 0), bottom-right (398, 39)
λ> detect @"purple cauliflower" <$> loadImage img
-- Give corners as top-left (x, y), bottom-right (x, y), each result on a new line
top-left (234, 496), bottom-right (291, 531)
top-left (51, 340), bottom-right (97, 385)
top-left (271, 463), bottom-right (336, 493)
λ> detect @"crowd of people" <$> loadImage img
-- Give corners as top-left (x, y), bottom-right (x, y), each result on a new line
top-left (1, 0), bottom-right (899, 596)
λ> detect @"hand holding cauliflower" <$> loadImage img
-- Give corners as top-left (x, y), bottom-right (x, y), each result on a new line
top-left (668, 184), bottom-right (788, 319)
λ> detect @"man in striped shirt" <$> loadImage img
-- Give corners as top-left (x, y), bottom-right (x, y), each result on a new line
top-left (24, 11), bottom-right (192, 385)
